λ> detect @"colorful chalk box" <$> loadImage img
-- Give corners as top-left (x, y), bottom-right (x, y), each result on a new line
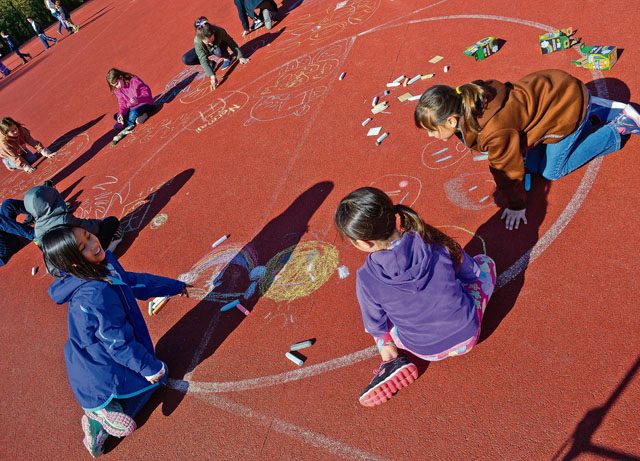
top-left (464, 37), bottom-right (499, 60)
top-left (539, 28), bottom-right (578, 54)
top-left (572, 44), bottom-right (618, 70)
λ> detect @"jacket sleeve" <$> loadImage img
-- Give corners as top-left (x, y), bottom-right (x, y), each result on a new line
top-left (19, 126), bottom-right (44, 152)
top-left (194, 40), bottom-right (216, 77)
top-left (0, 142), bottom-right (28, 169)
top-left (485, 128), bottom-right (527, 210)
top-left (82, 284), bottom-right (163, 376)
top-left (455, 250), bottom-right (481, 284)
top-left (234, 0), bottom-right (251, 31)
top-left (122, 270), bottom-right (186, 300)
top-left (132, 77), bottom-right (153, 105)
top-left (114, 89), bottom-right (130, 117)
top-left (356, 274), bottom-right (389, 338)
top-left (221, 29), bottom-right (244, 59)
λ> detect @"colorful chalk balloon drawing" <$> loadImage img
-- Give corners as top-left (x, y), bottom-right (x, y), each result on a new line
top-left (369, 174), bottom-right (423, 206)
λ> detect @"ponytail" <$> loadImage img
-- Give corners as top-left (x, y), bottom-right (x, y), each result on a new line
top-left (335, 187), bottom-right (463, 268)
top-left (395, 204), bottom-right (463, 268)
top-left (414, 82), bottom-right (488, 134)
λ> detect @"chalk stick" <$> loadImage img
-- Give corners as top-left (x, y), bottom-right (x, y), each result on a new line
top-left (371, 102), bottom-right (388, 114)
top-left (338, 71), bottom-right (346, 80)
top-left (236, 303), bottom-right (250, 316)
top-left (408, 94), bottom-right (421, 101)
top-left (393, 75), bottom-right (406, 83)
top-left (402, 77), bottom-right (409, 87)
top-left (468, 185), bottom-right (478, 191)
top-left (337, 265), bottom-right (350, 279)
top-left (371, 96), bottom-right (379, 106)
top-left (291, 339), bottom-right (315, 351)
top-left (435, 155), bottom-right (452, 163)
top-left (397, 92), bottom-right (413, 102)
top-left (473, 154), bottom-right (488, 161)
top-left (367, 126), bottom-right (382, 137)
top-left (479, 195), bottom-right (490, 203)
top-left (361, 117), bottom-right (373, 126)
top-left (285, 351), bottom-right (305, 366)
top-left (220, 299), bottom-right (240, 312)
top-left (524, 173), bottom-right (531, 191)
top-left (443, 65), bottom-right (450, 72)
top-left (386, 82), bottom-right (401, 88)
top-left (407, 74), bottom-right (421, 85)
top-left (383, 90), bottom-right (390, 96)
top-left (149, 296), bottom-right (170, 315)
top-left (429, 55), bottom-right (444, 63)
top-left (31, 266), bottom-right (38, 276)
top-left (376, 132), bottom-right (389, 146)
top-left (212, 234), bottom-right (229, 248)
top-left (421, 73), bottom-right (435, 80)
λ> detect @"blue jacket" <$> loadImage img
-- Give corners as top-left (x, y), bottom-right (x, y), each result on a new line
top-left (48, 251), bottom-right (185, 410)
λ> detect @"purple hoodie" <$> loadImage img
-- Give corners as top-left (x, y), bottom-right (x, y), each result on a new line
top-left (356, 232), bottom-right (482, 356)
top-left (114, 76), bottom-right (154, 117)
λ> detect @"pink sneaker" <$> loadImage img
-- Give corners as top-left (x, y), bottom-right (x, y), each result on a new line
top-left (359, 356), bottom-right (418, 407)
top-left (85, 400), bottom-right (136, 437)
top-left (81, 414), bottom-right (108, 458)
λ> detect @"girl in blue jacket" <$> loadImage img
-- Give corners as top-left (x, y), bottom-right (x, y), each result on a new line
top-left (335, 187), bottom-right (496, 407)
top-left (42, 226), bottom-right (187, 457)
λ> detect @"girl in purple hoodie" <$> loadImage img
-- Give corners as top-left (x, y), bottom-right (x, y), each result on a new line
top-left (335, 187), bottom-right (496, 407)
top-left (106, 68), bottom-right (156, 143)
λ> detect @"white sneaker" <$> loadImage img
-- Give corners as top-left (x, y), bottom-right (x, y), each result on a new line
top-left (41, 148), bottom-right (56, 158)
top-left (135, 113), bottom-right (148, 125)
top-left (262, 9), bottom-right (273, 30)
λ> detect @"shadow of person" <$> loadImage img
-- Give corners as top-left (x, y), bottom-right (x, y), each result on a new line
top-left (463, 176), bottom-right (550, 342)
top-left (113, 169), bottom-right (195, 257)
top-left (144, 181), bottom-right (334, 422)
top-left (585, 77), bottom-right (631, 104)
top-left (48, 115), bottom-right (105, 155)
top-left (154, 72), bottom-right (199, 106)
top-left (238, 27), bottom-right (286, 60)
top-left (280, 0), bottom-right (306, 16)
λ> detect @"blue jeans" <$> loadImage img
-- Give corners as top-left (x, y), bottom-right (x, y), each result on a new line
top-left (38, 33), bottom-right (57, 49)
top-left (525, 93), bottom-right (622, 180)
top-left (114, 104), bottom-right (155, 128)
top-left (0, 199), bottom-right (34, 240)
top-left (2, 149), bottom-right (40, 170)
top-left (53, 12), bottom-right (71, 33)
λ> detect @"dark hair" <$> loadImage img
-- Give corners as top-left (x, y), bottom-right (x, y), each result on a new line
top-left (335, 187), bottom-right (463, 268)
top-left (106, 68), bottom-right (135, 92)
top-left (0, 117), bottom-right (22, 135)
top-left (414, 82), bottom-right (488, 133)
top-left (195, 22), bottom-right (217, 42)
top-left (41, 226), bottom-right (108, 281)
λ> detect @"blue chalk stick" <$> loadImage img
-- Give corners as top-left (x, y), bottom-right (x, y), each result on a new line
top-left (220, 300), bottom-right (240, 312)
top-left (524, 173), bottom-right (531, 191)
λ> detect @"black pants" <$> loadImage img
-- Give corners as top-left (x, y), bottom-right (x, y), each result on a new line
top-left (97, 216), bottom-right (120, 249)
top-left (181, 45), bottom-right (233, 66)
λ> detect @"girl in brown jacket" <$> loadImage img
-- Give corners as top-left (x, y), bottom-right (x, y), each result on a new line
top-left (415, 69), bottom-right (639, 230)
top-left (0, 117), bottom-right (56, 174)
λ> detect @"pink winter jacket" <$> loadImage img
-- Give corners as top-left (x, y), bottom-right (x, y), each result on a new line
top-left (113, 76), bottom-right (154, 117)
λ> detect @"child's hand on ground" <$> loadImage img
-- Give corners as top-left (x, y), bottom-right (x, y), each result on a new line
top-left (144, 363), bottom-right (166, 384)
top-left (210, 75), bottom-right (218, 90)
top-left (238, 57), bottom-right (249, 65)
top-left (500, 208), bottom-right (527, 230)
top-left (380, 343), bottom-right (399, 362)
top-left (242, 30), bottom-right (250, 37)
top-left (179, 284), bottom-right (195, 298)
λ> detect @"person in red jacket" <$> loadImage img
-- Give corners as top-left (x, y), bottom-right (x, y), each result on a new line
top-left (415, 69), bottom-right (640, 230)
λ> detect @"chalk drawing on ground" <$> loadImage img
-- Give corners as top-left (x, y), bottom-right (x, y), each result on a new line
top-left (189, 91), bottom-right (250, 134)
top-left (443, 172), bottom-right (497, 210)
top-left (150, 213), bottom-right (168, 229)
top-left (369, 174), bottom-right (423, 207)
top-left (421, 140), bottom-right (471, 170)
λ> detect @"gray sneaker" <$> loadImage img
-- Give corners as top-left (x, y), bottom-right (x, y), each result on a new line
top-left (262, 9), bottom-right (273, 30)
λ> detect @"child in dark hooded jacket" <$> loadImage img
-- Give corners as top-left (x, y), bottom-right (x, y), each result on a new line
top-left (23, 185), bottom-right (123, 252)
top-left (42, 225), bottom-right (187, 457)
top-left (335, 187), bottom-right (497, 407)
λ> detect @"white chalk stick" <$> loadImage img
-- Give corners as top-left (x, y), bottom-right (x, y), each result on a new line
top-left (408, 94), bottom-right (421, 101)
top-left (371, 96), bottom-right (379, 106)
top-left (285, 351), bottom-right (304, 366)
top-left (212, 234), bottom-right (229, 248)
top-left (393, 75), bottom-right (406, 83)
top-left (473, 154), bottom-right (488, 161)
top-left (421, 73), bottom-right (435, 80)
top-left (371, 102), bottom-right (388, 114)
top-left (338, 71), bottom-right (346, 80)
top-left (367, 126), bottom-right (382, 137)
top-left (31, 266), bottom-right (38, 276)
top-left (443, 65), bottom-right (450, 72)
top-left (291, 339), bottom-right (314, 351)
top-left (149, 296), bottom-right (170, 315)
top-left (361, 117), bottom-right (373, 126)
top-left (407, 74), bottom-right (421, 85)
top-left (376, 132), bottom-right (389, 145)
top-left (386, 82), bottom-right (401, 88)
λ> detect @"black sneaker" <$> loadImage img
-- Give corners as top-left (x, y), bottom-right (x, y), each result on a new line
top-left (359, 355), bottom-right (418, 407)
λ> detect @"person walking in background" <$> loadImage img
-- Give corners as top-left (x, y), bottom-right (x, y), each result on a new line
top-left (26, 17), bottom-right (58, 49)
top-left (1, 31), bottom-right (32, 64)
top-left (55, 0), bottom-right (80, 33)
top-left (44, 0), bottom-right (72, 35)
top-left (234, 0), bottom-right (278, 36)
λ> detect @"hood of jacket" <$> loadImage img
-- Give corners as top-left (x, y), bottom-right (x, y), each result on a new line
top-left (364, 232), bottom-right (435, 293)
top-left (24, 186), bottom-right (73, 240)
top-left (48, 272), bottom-right (93, 305)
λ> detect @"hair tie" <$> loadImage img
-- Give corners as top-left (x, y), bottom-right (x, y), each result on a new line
top-left (455, 86), bottom-right (462, 95)
top-left (195, 18), bottom-right (208, 28)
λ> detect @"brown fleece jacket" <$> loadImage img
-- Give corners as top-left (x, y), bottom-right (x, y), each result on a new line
top-left (459, 69), bottom-right (588, 209)
top-left (0, 125), bottom-right (44, 170)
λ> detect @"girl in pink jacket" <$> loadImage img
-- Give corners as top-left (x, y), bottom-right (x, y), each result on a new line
top-left (106, 69), bottom-right (156, 143)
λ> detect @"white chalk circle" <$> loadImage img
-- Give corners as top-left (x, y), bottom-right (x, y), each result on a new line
top-left (168, 13), bottom-right (606, 395)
